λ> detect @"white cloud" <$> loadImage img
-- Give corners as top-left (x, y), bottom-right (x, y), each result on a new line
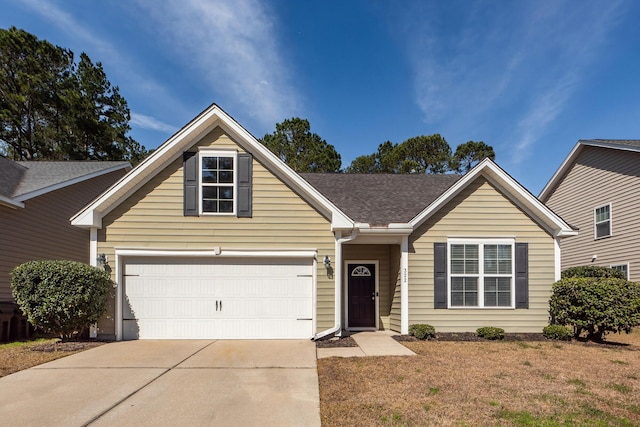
top-left (402, 1), bottom-right (626, 164)
top-left (130, 113), bottom-right (177, 133)
top-left (135, 0), bottom-right (301, 128)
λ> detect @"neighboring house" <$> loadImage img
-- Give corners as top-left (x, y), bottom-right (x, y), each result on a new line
top-left (71, 104), bottom-right (576, 341)
top-left (0, 158), bottom-right (130, 341)
top-left (540, 139), bottom-right (640, 281)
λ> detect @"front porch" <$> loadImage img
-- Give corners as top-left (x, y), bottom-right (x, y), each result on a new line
top-left (342, 244), bottom-right (402, 333)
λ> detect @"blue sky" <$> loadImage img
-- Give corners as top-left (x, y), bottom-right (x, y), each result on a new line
top-left (2, 0), bottom-right (640, 194)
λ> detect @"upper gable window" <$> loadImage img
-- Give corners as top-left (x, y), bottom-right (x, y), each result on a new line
top-left (594, 204), bottom-right (611, 239)
top-left (200, 152), bottom-right (236, 215)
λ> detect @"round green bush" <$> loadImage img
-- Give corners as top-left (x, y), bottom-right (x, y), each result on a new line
top-left (549, 277), bottom-right (640, 342)
top-left (542, 324), bottom-right (572, 341)
top-left (11, 260), bottom-right (111, 340)
top-left (476, 326), bottom-right (505, 340)
top-left (408, 324), bottom-right (436, 340)
top-left (561, 266), bottom-right (626, 279)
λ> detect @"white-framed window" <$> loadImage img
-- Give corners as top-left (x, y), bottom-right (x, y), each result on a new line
top-left (448, 239), bottom-right (515, 308)
top-left (610, 263), bottom-right (629, 280)
top-left (594, 203), bottom-right (611, 239)
top-left (199, 151), bottom-right (237, 215)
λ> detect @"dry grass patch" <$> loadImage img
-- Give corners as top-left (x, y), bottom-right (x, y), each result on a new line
top-left (0, 339), bottom-right (105, 378)
top-left (318, 330), bottom-right (640, 426)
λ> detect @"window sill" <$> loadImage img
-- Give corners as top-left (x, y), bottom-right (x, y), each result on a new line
top-left (447, 306), bottom-right (515, 310)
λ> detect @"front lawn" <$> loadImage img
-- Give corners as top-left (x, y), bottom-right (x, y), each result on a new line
top-left (318, 330), bottom-right (640, 426)
top-left (0, 339), bottom-right (104, 378)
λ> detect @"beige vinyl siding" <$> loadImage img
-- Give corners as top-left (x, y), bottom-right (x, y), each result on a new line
top-left (342, 244), bottom-right (400, 330)
top-left (406, 177), bottom-right (555, 332)
top-left (97, 127), bottom-right (335, 337)
top-left (0, 170), bottom-right (126, 302)
top-left (545, 146), bottom-right (640, 281)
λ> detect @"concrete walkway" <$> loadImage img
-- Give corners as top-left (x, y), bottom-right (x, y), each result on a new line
top-left (316, 330), bottom-right (416, 358)
top-left (0, 340), bottom-right (320, 427)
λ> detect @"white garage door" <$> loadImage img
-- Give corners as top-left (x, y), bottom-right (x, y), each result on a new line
top-left (121, 257), bottom-right (313, 339)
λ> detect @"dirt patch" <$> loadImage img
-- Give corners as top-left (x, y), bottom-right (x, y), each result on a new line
top-left (0, 339), bottom-right (106, 378)
top-left (315, 336), bottom-right (358, 348)
top-left (318, 329), bottom-right (640, 426)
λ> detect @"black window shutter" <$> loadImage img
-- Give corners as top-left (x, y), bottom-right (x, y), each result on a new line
top-left (515, 242), bottom-right (529, 309)
top-left (237, 153), bottom-right (252, 218)
top-left (183, 152), bottom-right (198, 216)
top-left (434, 242), bottom-right (447, 309)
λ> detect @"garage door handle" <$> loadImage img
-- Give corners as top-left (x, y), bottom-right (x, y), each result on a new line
top-left (297, 318), bottom-right (312, 321)
top-left (220, 301), bottom-right (222, 311)
top-left (216, 301), bottom-right (218, 311)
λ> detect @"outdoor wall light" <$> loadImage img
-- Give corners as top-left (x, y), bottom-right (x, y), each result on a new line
top-left (96, 253), bottom-right (108, 266)
top-left (323, 255), bottom-right (331, 268)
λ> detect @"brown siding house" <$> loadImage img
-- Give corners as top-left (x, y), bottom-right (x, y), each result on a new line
top-left (0, 158), bottom-right (129, 340)
top-left (72, 104), bottom-right (576, 341)
top-left (540, 140), bottom-right (640, 281)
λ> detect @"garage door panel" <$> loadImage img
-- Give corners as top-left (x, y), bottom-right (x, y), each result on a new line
top-left (122, 256), bottom-right (314, 339)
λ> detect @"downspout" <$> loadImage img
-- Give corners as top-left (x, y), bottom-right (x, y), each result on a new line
top-left (312, 227), bottom-right (359, 340)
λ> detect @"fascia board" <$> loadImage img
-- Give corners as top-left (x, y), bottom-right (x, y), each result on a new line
top-left (212, 109), bottom-right (354, 229)
top-left (538, 142), bottom-right (582, 201)
top-left (410, 158), bottom-right (574, 236)
top-left (0, 194), bottom-right (24, 208)
top-left (71, 104), bottom-right (353, 230)
top-left (72, 106), bottom-right (223, 227)
top-left (16, 163), bottom-right (130, 202)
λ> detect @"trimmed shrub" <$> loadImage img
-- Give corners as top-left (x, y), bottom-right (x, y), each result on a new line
top-left (408, 324), bottom-right (436, 340)
top-left (11, 260), bottom-right (111, 340)
top-left (542, 324), bottom-right (572, 341)
top-left (561, 266), bottom-right (626, 279)
top-left (476, 326), bottom-right (505, 340)
top-left (549, 277), bottom-right (640, 342)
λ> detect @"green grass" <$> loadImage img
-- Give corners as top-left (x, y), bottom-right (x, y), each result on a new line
top-left (0, 338), bottom-right (49, 349)
top-left (607, 383), bottom-right (632, 394)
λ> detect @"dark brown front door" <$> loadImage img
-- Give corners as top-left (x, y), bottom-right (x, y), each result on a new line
top-left (348, 263), bottom-right (376, 328)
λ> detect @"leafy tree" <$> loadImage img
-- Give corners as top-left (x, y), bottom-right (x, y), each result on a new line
top-left (394, 134), bottom-right (451, 174)
top-left (346, 134), bottom-right (453, 174)
top-left (0, 27), bottom-right (147, 162)
top-left (11, 260), bottom-right (111, 341)
top-left (345, 141), bottom-right (396, 173)
top-left (260, 117), bottom-right (341, 172)
top-left (450, 140), bottom-right (495, 172)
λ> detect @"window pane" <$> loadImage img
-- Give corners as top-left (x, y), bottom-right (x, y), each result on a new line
top-left (484, 277), bottom-right (511, 307)
top-left (220, 187), bottom-right (233, 200)
top-left (484, 245), bottom-right (497, 274)
top-left (465, 245), bottom-right (479, 274)
top-left (219, 201), bottom-right (233, 212)
top-left (596, 221), bottom-right (610, 238)
top-left (202, 200), bottom-right (217, 212)
top-left (451, 277), bottom-right (464, 292)
top-left (202, 157), bottom-right (218, 169)
top-left (202, 171), bottom-right (217, 183)
top-left (451, 277), bottom-right (478, 307)
top-left (465, 290), bottom-right (478, 306)
top-left (451, 245), bottom-right (465, 274)
top-left (219, 157), bottom-right (233, 169)
top-left (596, 205), bottom-right (610, 222)
top-left (202, 187), bottom-right (218, 199)
top-left (219, 170), bottom-right (233, 183)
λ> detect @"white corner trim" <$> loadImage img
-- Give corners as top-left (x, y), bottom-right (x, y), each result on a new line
top-left (90, 228), bottom-right (98, 266)
top-left (400, 235), bottom-right (409, 335)
top-left (554, 237), bottom-right (561, 281)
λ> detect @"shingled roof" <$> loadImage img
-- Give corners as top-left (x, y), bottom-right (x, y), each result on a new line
top-left (300, 173), bottom-right (462, 226)
top-left (578, 139), bottom-right (640, 151)
top-left (0, 157), bottom-right (130, 202)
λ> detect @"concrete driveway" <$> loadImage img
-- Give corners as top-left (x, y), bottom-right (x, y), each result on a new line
top-left (0, 340), bottom-right (320, 426)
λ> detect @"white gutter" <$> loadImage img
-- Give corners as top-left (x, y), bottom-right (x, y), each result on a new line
top-left (312, 228), bottom-right (359, 340)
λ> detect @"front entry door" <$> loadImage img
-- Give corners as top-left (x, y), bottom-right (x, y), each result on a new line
top-left (348, 263), bottom-right (376, 328)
